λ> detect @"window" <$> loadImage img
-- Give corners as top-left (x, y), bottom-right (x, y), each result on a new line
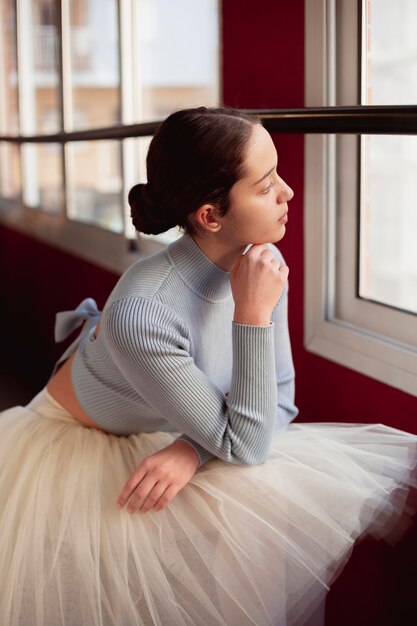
top-left (0, 0), bottom-right (220, 269)
top-left (0, 0), bottom-right (21, 200)
top-left (359, 0), bottom-right (417, 315)
top-left (305, 0), bottom-right (417, 397)
top-left (18, 0), bottom-right (64, 212)
top-left (65, 0), bottom-right (123, 231)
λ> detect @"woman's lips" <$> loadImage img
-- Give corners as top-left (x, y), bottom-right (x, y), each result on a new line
top-left (278, 212), bottom-right (288, 224)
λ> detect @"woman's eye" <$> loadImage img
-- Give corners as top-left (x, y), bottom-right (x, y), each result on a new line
top-left (261, 179), bottom-right (276, 194)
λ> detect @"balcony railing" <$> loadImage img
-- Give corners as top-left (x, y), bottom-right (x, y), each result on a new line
top-left (1, 106), bottom-right (417, 144)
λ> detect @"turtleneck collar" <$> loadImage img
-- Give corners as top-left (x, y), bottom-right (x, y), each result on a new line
top-left (167, 233), bottom-right (232, 302)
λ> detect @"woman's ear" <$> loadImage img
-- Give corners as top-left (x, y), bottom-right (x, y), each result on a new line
top-left (194, 204), bottom-right (222, 232)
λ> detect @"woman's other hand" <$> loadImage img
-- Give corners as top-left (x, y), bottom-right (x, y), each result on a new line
top-left (231, 244), bottom-right (289, 326)
top-left (116, 440), bottom-right (200, 513)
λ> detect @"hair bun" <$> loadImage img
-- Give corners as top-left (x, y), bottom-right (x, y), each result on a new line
top-left (128, 183), bottom-right (176, 235)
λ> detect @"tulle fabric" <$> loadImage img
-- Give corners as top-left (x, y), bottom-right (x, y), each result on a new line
top-left (1, 390), bottom-right (416, 626)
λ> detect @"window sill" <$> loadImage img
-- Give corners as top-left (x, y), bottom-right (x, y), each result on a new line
top-left (306, 315), bottom-right (417, 398)
top-left (0, 198), bottom-right (168, 274)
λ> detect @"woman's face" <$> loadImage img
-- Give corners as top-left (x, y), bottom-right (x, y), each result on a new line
top-left (219, 124), bottom-right (294, 246)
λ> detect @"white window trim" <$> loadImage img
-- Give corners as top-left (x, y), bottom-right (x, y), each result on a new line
top-left (304, 0), bottom-right (417, 397)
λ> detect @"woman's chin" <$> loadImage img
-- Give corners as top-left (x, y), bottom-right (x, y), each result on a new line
top-left (243, 226), bottom-right (286, 246)
top-left (273, 224), bottom-right (286, 243)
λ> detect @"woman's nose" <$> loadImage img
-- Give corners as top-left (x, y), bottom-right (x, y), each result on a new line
top-left (278, 178), bottom-right (294, 203)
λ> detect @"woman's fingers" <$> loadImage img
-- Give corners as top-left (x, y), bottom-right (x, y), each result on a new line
top-left (117, 441), bottom-right (199, 514)
top-left (140, 483), bottom-right (179, 513)
top-left (116, 466), bottom-right (147, 509)
top-left (120, 475), bottom-right (179, 514)
top-left (140, 481), bottom-right (170, 513)
top-left (118, 467), bottom-right (175, 514)
top-left (279, 264), bottom-right (289, 279)
top-left (153, 485), bottom-right (177, 512)
top-left (125, 473), bottom-right (159, 513)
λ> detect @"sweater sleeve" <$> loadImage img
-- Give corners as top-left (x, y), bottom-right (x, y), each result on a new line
top-left (180, 283), bottom-right (297, 465)
top-left (182, 248), bottom-right (298, 464)
top-left (105, 296), bottom-right (277, 466)
top-left (271, 282), bottom-right (298, 429)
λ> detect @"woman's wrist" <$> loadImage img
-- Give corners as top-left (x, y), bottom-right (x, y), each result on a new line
top-left (170, 440), bottom-right (200, 469)
top-left (233, 308), bottom-right (271, 326)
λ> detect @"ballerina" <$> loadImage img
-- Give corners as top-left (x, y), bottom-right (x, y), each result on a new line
top-left (0, 106), bottom-right (416, 626)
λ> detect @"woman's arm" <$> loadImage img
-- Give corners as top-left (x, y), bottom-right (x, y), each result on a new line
top-left (107, 245), bottom-right (286, 466)
top-left (108, 302), bottom-right (276, 464)
top-left (116, 289), bottom-right (298, 513)
top-left (114, 246), bottom-right (292, 512)
top-left (178, 276), bottom-right (298, 465)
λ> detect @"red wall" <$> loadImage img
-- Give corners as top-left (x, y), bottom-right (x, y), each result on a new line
top-left (0, 227), bottom-right (118, 397)
top-left (221, 1), bottom-right (416, 625)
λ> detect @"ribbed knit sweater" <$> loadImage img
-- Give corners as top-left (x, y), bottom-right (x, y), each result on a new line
top-left (54, 234), bottom-right (298, 465)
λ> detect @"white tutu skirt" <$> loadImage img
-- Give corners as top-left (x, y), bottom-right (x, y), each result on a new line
top-left (1, 390), bottom-right (417, 626)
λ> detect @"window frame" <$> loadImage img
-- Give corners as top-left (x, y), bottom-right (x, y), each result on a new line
top-left (304, 0), bottom-right (417, 397)
top-left (0, 0), bottom-right (222, 270)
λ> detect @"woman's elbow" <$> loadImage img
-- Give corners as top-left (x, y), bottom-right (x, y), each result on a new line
top-left (233, 446), bottom-right (270, 466)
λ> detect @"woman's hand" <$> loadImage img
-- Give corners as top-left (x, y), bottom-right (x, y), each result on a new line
top-left (231, 244), bottom-right (289, 326)
top-left (116, 440), bottom-right (200, 513)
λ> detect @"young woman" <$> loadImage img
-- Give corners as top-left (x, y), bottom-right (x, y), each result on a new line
top-left (0, 107), bottom-right (416, 626)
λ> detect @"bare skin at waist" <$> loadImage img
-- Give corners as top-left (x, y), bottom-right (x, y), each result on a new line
top-left (47, 323), bottom-right (108, 432)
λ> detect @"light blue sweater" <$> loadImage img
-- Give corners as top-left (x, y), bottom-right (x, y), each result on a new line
top-left (54, 234), bottom-right (298, 465)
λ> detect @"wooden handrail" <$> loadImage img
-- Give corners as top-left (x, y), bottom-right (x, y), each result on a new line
top-left (1, 106), bottom-right (417, 143)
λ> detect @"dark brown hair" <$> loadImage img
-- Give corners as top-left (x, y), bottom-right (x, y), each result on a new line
top-left (128, 106), bottom-right (260, 235)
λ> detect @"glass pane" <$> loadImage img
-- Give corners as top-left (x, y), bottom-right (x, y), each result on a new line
top-left (359, 135), bottom-right (417, 314)
top-left (362, 0), bottom-right (417, 105)
top-left (133, 0), bottom-right (219, 121)
top-left (0, 0), bottom-right (18, 134)
top-left (359, 1), bottom-right (417, 315)
top-left (65, 0), bottom-right (122, 230)
top-left (66, 140), bottom-right (123, 232)
top-left (37, 143), bottom-right (64, 213)
top-left (0, 143), bottom-right (21, 200)
top-left (0, 0), bottom-right (21, 199)
top-left (18, 0), bottom-right (62, 211)
top-left (69, 0), bottom-right (120, 129)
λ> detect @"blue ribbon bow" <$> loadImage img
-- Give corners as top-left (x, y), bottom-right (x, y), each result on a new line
top-left (55, 297), bottom-right (101, 343)
top-left (52, 298), bottom-right (101, 374)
